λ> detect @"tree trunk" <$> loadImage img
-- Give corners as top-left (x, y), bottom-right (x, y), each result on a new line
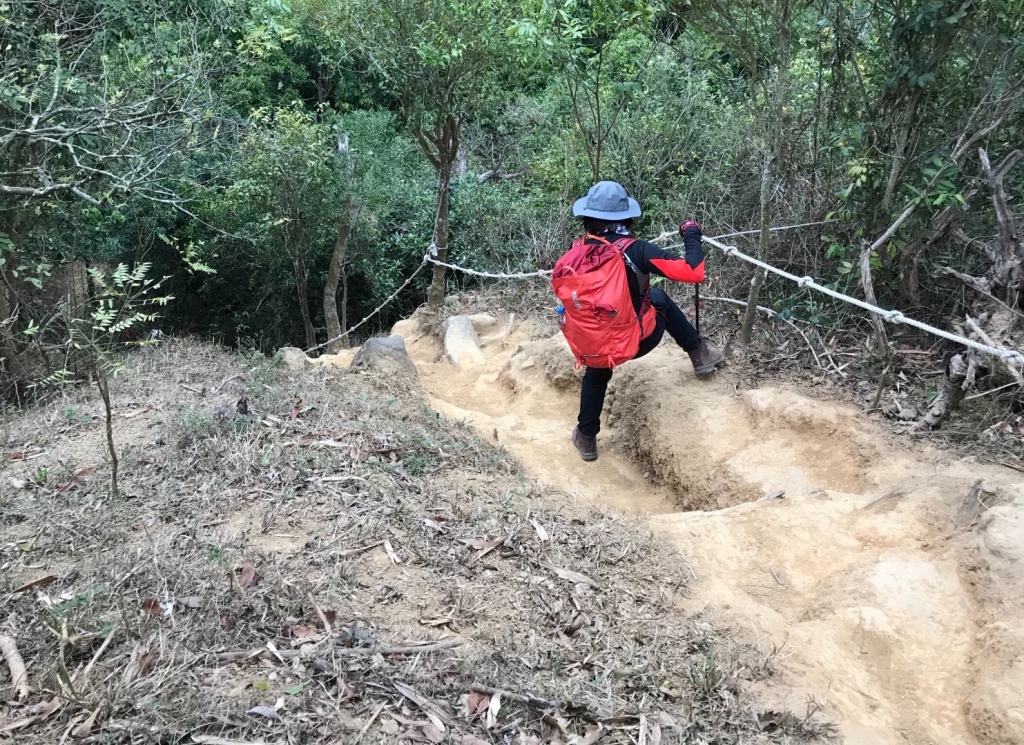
top-left (593, 48), bottom-right (604, 182)
top-left (0, 253), bottom-right (17, 375)
top-left (979, 148), bottom-right (1022, 308)
top-left (880, 91), bottom-right (921, 213)
top-left (426, 163), bottom-right (453, 309)
top-left (0, 213), bottom-right (22, 367)
top-left (96, 367), bottom-right (118, 498)
top-left (859, 241), bottom-right (890, 355)
top-left (411, 114), bottom-right (460, 311)
top-left (740, 146), bottom-right (774, 344)
top-left (897, 195), bottom-right (975, 305)
top-left (341, 258), bottom-right (349, 346)
top-left (739, 3), bottom-right (791, 345)
top-left (294, 258), bottom-right (316, 349)
top-left (920, 351), bottom-right (972, 428)
top-left (323, 218), bottom-right (352, 354)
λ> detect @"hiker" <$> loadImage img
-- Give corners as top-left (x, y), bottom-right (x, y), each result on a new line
top-left (552, 181), bottom-right (725, 462)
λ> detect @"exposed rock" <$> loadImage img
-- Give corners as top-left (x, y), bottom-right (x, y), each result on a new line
top-left (441, 315), bottom-right (485, 371)
top-left (277, 347), bottom-right (310, 371)
top-left (467, 313), bottom-right (500, 332)
top-left (499, 332), bottom-right (581, 392)
top-left (897, 405), bottom-right (919, 421)
top-left (349, 335), bottom-right (417, 378)
top-left (391, 318), bottom-right (420, 339)
top-left (479, 312), bottom-right (516, 348)
top-left (309, 349), bottom-right (356, 368)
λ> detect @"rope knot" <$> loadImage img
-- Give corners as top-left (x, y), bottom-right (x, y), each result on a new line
top-left (883, 310), bottom-right (906, 324)
top-left (797, 276), bottom-right (813, 288)
top-left (721, 245), bottom-right (738, 256)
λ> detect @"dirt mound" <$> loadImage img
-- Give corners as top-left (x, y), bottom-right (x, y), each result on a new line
top-left (966, 495), bottom-right (1024, 743)
top-left (606, 349), bottom-right (869, 511)
top-left (499, 333), bottom-right (582, 393)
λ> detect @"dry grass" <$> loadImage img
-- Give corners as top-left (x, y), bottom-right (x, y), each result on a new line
top-left (1, 339), bottom-right (833, 744)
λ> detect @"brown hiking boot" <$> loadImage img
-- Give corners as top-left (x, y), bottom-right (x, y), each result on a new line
top-left (688, 340), bottom-right (725, 377)
top-left (571, 426), bottom-right (598, 462)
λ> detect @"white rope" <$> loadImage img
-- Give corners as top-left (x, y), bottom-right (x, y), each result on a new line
top-left (702, 235), bottom-right (1024, 368)
top-left (658, 220), bottom-right (836, 253)
top-left (305, 221), bottom-right (1024, 372)
top-left (425, 256), bottom-right (552, 279)
top-left (305, 250), bottom-right (431, 354)
top-left (422, 220), bottom-right (834, 277)
top-left (709, 219), bottom-right (836, 241)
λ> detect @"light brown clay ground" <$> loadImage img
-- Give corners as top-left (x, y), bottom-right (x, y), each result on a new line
top-left (358, 316), bottom-right (1024, 745)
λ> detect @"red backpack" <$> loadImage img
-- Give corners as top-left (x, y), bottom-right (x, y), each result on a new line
top-left (551, 234), bottom-right (656, 369)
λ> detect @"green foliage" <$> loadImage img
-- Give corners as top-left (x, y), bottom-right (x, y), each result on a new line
top-left (511, 1), bottom-right (665, 180)
top-left (2, 0), bottom-right (1022, 388)
top-left (26, 263), bottom-right (171, 389)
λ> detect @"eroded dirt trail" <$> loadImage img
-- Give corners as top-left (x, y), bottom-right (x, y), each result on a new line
top-left (392, 320), bottom-right (679, 516)
top-left (359, 318), bottom-right (1024, 745)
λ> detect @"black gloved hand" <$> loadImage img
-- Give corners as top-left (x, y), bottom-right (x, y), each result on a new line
top-left (679, 220), bottom-right (704, 261)
top-left (679, 220), bottom-right (703, 237)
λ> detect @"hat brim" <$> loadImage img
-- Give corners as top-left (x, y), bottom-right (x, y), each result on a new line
top-left (572, 196), bottom-right (642, 220)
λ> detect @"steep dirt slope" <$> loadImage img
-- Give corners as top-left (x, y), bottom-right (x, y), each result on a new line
top-left (372, 315), bottom-right (1024, 745)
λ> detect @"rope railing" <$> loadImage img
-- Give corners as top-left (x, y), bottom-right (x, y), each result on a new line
top-left (424, 257), bottom-right (553, 279)
top-left (304, 222), bottom-right (1023, 371)
top-left (701, 235), bottom-right (1024, 368)
top-left (304, 243), bottom-right (554, 354)
top-left (304, 250), bottom-right (432, 354)
top-left (653, 219), bottom-right (836, 253)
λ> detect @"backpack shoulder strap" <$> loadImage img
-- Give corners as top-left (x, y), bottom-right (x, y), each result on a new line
top-left (609, 236), bottom-right (639, 273)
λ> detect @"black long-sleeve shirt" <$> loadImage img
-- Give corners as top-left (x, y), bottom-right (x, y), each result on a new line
top-left (580, 229), bottom-right (705, 312)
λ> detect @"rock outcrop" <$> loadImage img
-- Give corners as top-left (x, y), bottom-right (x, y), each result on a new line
top-left (349, 335), bottom-right (417, 378)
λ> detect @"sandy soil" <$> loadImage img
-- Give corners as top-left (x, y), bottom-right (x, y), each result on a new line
top-left (366, 316), bottom-right (1024, 745)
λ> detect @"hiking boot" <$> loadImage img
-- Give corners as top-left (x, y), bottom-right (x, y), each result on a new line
top-left (688, 340), bottom-right (725, 377)
top-left (571, 425), bottom-right (598, 462)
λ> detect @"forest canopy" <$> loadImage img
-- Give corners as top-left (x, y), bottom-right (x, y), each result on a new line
top-left (2, 0), bottom-right (1022, 408)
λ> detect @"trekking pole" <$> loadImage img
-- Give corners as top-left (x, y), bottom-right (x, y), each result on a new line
top-left (694, 283), bottom-right (701, 338)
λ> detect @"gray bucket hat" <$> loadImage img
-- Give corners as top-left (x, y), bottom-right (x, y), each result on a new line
top-left (572, 181), bottom-right (642, 220)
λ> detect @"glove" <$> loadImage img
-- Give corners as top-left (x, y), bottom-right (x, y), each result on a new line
top-left (679, 220), bottom-right (703, 237)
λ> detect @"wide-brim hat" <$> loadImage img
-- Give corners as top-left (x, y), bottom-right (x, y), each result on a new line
top-left (572, 180), bottom-right (642, 220)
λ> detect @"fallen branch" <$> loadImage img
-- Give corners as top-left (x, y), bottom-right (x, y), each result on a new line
top-left (179, 638), bottom-right (465, 665)
top-left (470, 683), bottom-right (559, 710)
top-left (861, 489), bottom-right (906, 511)
top-left (212, 374), bottom-right (241, 394)
top-left (964, 380), bottom-right (1024, 401)
top-left (869, 361), bottom-right (893, 412)
top-left (0, 634), bottom-right (29, 700)
top-left (965, 315), bottom-right (1023, 384)
top-left (920, 351), bottom-right (973, 428)
top-left (355, 639), bottom-right (464, 656)
top-left (79, 625), bottom-right (117, 681)
top-left (356, 702), bottom-right (387, 742)
top-left (307, 593), bottom-right (333, 634)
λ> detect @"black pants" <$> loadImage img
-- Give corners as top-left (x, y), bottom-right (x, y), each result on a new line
top-left (577, 288), bottom-right (700, 436)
